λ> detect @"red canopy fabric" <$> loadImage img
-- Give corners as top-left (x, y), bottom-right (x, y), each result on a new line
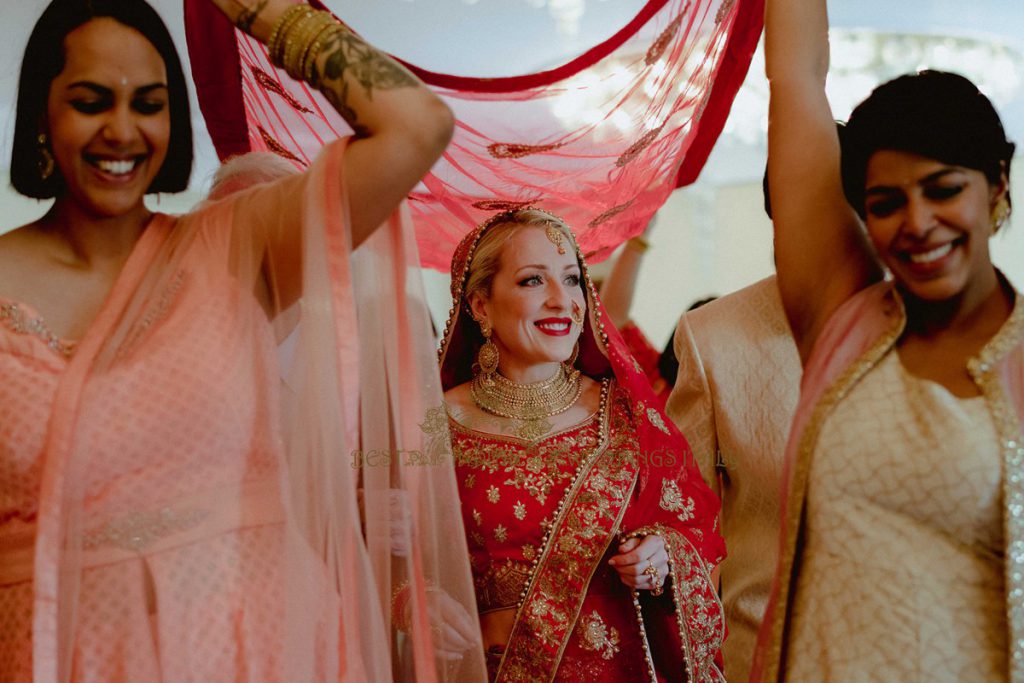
top-left (184, 0), bottom-right (763, 269)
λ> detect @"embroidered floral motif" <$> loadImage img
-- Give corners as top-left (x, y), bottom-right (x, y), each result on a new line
top-left (495, 524), bottom-right (508, 543)
top-left (464, 473), bottom-right (476, 489)
top-left (660, 479), bottom-right (696, 522)
top-left (472, 509), bottom-right (483, 526)
top-left (420, 405), bottom-right (448, 435)
top-left (488, 141), bottom-right (566, 159)
top-left (646, 13), bottom-right (685, 65)
top-left (514, 501), bottom-right (527, 521)
top-left (715, 0), bottom-right (736, 24)
top-left (615, 124), bottom-right (666, 168)
top-left (257, 125), bottom-right (304, 164)
top-left (647, 408), bottom-right (671, 435)
top-left (588, 199), bottom-right (635, 228)
top-left (0, 302), bottom-right (75, 357)
top-left (251, 65), bottom-right (314, 113)
top-left (577, 610), bottom-right (621, 660)
top-left (524, 593), bottom-right (566, 646)
top-left (471, 199), bottom-right (539, 211)
top-left (419, 405), bottom-right (454, 464)
top-left (84, 507), bottom-right (209, 552)
top-left (487, 485), bottom-right (501, 503)
top-left (522, 544), bottom-right (537, 561)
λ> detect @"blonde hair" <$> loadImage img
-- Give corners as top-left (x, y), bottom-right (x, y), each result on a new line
top-left (463, 209), bottom-right (578, 307)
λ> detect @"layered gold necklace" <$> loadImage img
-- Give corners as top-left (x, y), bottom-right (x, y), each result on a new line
top-left (470, 364), bottom-right (583, 428)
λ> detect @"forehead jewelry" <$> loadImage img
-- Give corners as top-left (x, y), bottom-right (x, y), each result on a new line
top-left (545, 223), bottom-right (567, 255)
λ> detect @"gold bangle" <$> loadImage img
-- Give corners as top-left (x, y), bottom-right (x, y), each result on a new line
top-left (283, 12), bottom-right (335, 80)
top-left (303, 24), bottom-right (343, 86)
top-left (267, 4), bottom-right (308, 65)
top-left (295, 16), bottom-right (339, 82)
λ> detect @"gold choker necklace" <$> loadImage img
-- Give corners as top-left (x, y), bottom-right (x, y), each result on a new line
top-left (471, 364), bottom-right (582, 423)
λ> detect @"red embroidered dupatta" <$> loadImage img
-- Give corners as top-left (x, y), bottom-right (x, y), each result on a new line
top-left (183, 0), bottom-right (763, 269)
top-left (438, 218), bottom-right (725, 681)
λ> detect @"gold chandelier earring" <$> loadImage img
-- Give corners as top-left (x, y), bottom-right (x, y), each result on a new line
top-left (37, 133), bottom-right (54, 181)
top-left (476, 320), bottom-right (500, 384)
top-left (992, 197), bottom-right (1011, 234)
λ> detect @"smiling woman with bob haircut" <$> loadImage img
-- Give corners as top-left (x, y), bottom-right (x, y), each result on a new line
top-left (439, 208), bottom-right (727, 682)
top-left (750, 0), bottom-right (1023, 680)
top-left (0, 0), bottom-right (487, 681)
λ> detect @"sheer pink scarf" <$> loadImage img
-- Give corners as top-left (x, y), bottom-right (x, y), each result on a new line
top-left (25, 139), bottom-right (484, 682)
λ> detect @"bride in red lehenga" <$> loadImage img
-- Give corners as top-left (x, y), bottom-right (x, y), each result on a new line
top-left (439, 208), bottom-right (726, 682)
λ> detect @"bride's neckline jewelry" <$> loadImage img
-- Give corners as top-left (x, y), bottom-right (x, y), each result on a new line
top-left (470, 363), bottom-right (582, 427)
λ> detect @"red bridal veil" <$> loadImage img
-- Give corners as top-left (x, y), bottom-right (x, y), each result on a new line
top-left (184, 0), bottom-right (763, 268)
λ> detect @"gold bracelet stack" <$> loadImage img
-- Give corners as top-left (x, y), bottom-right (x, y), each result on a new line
top-left (267, 4), bottom-right (347, 86)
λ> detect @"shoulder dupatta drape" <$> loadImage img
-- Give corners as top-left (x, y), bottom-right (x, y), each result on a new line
top-left (27, 138), bottom-right (485, 682)
top-left (183, 0), bottom-right (764, 269)
top-left (437, 217), bottom-right (725, 681)
top-left (749, 281), bottom-right (1024, 683)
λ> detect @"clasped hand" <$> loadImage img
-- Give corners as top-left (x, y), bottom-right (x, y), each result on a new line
top-left (608, 534), bottom-right (669, 593)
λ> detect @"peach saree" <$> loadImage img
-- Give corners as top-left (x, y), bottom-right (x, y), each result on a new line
top-left (0, 140), bottom-right (484, 682)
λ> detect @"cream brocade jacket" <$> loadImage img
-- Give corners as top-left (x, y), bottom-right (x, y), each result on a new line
top-left (750, 280), bottom-right (1024, 683)
top-left (667, 276), bottom-right (802, 683)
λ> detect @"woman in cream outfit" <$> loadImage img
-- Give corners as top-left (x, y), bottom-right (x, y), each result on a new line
top-left (750, 0), bottom-right (1024, 680)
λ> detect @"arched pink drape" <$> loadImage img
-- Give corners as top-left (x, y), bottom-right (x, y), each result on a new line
top-left (184, 0), bottom-right (762, 268)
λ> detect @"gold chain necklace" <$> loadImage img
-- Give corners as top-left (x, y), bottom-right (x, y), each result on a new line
top-left (470, 364), bottom-right (582, 422)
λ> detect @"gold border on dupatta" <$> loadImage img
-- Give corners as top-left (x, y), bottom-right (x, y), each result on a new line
top-left (621, 524), bottom-right (726, 683)
top-left (968, 292), bottom-right (1024, 683)
top-left (761, 290), bottom-right (906, 682)
top-left (496, 381), bottom-right (640, 682)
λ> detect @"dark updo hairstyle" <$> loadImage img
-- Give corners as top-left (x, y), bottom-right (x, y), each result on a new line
top-left (841, 70), bottom-right (1014, 219)
top-left (10, 0), bottom-right (193, 199)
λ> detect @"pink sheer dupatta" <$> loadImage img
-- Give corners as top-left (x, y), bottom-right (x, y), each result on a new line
top-left (26, 139), bottom-right (483, 682)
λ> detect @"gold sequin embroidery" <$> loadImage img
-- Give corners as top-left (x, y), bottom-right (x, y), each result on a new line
top-left (577, 610), bottom-right (621, 660)
top-left (659, 478), bottom-right (696, 522)
top-left (0, 302), bottom-right (75, 357)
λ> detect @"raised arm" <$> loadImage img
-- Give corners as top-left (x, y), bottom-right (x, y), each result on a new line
top-left (765, 0), bottom-right (880, 362)
top-left (209, 0), bottom-right (453, 247)
top-left (600, 233), bottom-right (651, 328)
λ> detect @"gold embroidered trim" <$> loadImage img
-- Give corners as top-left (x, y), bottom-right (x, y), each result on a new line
top-left (84, 507), bottom-right (209, 552)
top-left (969, 291), bottom-right (1024, 682)
top-left (762, 290), bottom-right (905, 681)
top-left (0, 302), bottom-right (75, 357)
top-left (498, 380), bottom-right (633, 681)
